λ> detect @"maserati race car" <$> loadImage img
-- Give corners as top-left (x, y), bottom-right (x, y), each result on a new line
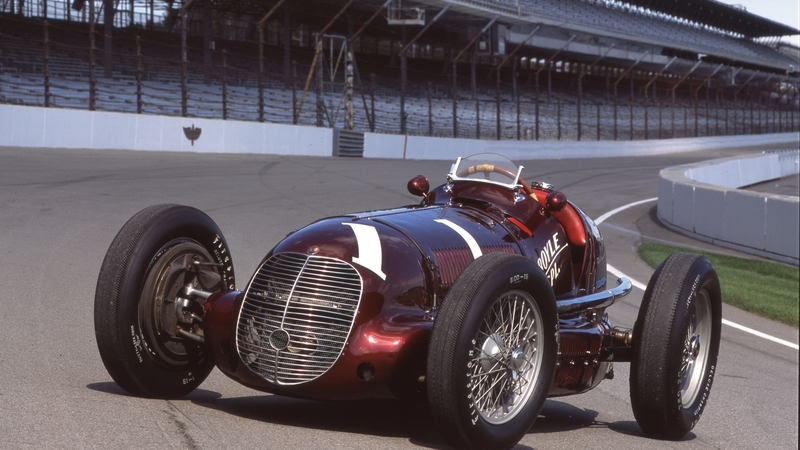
top-left (94, 153), bottom-right (722, 449)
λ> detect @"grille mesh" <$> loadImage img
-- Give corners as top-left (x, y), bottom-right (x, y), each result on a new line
top-left (237, 253), bottom-right (362, 385)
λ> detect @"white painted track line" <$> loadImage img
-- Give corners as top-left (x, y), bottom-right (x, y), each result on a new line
top-left (598, 199), bottom-right (799, 351)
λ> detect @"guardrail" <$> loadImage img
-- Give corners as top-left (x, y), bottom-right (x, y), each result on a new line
top-left (658, 149), bottom-right (800, 265)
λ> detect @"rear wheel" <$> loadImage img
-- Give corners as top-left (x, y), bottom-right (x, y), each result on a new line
top-left (94, 204), bottom-right (235, 398)
top-left (428, 253), bottom-right (557, 449)
top-left (630, 252), bottom-right (721, 439)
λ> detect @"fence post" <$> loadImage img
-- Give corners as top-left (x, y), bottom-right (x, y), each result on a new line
top-left (43, 20), bottom-right (50, 107)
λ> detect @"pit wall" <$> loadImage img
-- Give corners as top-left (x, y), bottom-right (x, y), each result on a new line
top-left (658, 150), bottom-right (800, 265)
top-left (2, 104), bottom-right (798, 160)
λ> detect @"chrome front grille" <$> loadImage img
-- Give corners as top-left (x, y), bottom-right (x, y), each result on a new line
top-left (237, 252), bottom-right (363, 385)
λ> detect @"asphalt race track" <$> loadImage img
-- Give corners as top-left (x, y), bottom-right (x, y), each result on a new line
top-left (0, 144), bottom-right (797, 449)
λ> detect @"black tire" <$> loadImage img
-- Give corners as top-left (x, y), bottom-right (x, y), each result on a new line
top-left (630, 252), bottom-right (721, 439)
top-left (427, 253), bottom-right (558, 450)
top-left (94, 204), bottom-right (235, 398)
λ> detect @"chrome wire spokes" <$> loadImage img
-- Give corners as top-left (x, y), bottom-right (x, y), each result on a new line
top-left (467, 291), bottom-right (544, 424)
top-left (679, 289), bottom-right (712, 408)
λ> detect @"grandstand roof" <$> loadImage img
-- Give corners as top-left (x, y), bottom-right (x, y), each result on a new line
top-left (620, 0), bottom-right (800, 38)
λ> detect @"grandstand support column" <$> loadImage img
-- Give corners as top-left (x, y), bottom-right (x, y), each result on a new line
top-left (514, 61), bottom-right (520, 140)
top-left (136, 35), bottom-right (142, 114)
top-left (691, 64), bottom-right (724, 137)
top-left (315, 38), bottom-right (323, 127)
top-left (428, 82), bottom-right (433, 136)
top-left (643, 57), bottom-right (676, 140)
top-left (222, 49), bottom-right (227, 120)
top-left (451, 16), bottom-right (499, 139)
top-left (345, 49), bottom-right (354, 130)
top-left (452, 61), bottom-right (457, 138)
top-left (43, 20), bottom-right (50, 108)
top-left (283, 5), bottom-right (291, 87)
top-left (180, 1), bottom-right (195, 117)
top-left (398, 4), bottom-right (451, 135)
top-left (577, 72), bottom-right (582, 141)
top-left (103, 0), bottom-right (113, 78)
top-left (629, 73), bottom-right (634, 140)
top-left (203, 0), bottom-right (212, 85)
top-left (256, 0), bottom-right (288, 123)
top-left (669, 61), bottom-right (702, 137)
top-left (258, 24), bottom-right (264, 122)
top-left (495, 25), bottom-right (541, 141)
top-left (89, 0), bottom-right (96, 111)
top-left (535, 73), bottom-right (539, 140)
top-left (400, 27), bottom-right (407, 135)
top-left (576, 44), bottom-right (616, 141)
top-left (292, 61), bottom-right (298, 125)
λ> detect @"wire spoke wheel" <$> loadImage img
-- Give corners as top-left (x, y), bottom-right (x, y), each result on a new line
top-left (428, 253), bottom-right (557, 449)
top-left (468, 290), bottom-right (543, 424)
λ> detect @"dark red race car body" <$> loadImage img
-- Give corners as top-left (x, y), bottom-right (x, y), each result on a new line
top-left (204, 163), bottom-right (615, 401)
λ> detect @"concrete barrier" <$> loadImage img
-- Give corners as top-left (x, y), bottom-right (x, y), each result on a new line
top-left (0, 104), bottom-right (332, 156)
top-left (2, 104), bottom-right (798, 160)
top-left (658, 150), bottom-right (800, 265)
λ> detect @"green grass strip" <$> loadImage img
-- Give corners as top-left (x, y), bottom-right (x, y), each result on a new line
top-left (637, 243), bottom-right (799, 328)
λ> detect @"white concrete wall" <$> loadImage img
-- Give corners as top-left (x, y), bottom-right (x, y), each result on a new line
top-left (3, 104), bottom-right (797, 160)
top-left (365, 130), bottom-right (800, 160)
top-left (658, 151), bottom-right (800, 265)
top-left (0, 104), bottom-right (332, 156)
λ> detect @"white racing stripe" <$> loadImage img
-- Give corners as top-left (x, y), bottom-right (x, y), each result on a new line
top-left (435, 219), bottom-right (483, 259)
top-left (343, 222), bottom-right (387, 280)
top-left (600, 199), bottom-right (799, 351)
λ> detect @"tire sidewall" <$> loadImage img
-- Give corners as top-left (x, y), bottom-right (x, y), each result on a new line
top-left (96, 205), bottom-right (234, 397)
top-left (631, 253), bottom-right (721, 438)
top-left (666, 257), bottom-right (721, 431)
top-left (447, 256), bottom-right (558, 448)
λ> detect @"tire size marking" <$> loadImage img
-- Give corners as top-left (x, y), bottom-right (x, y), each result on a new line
top-left (509, 273), bottom-right (529, 284)
top-left (131, 325), bottom-right (144, 363)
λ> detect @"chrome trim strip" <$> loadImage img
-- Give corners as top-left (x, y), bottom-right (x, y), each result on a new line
top-left (556, 278), bottom-right (632, 315)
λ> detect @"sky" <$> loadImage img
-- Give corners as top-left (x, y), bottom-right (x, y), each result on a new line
top-left (717, 0), bottom-right (800, 46)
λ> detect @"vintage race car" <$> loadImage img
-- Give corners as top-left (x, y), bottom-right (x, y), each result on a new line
top-left (94, 153), bottom-right (722, 449)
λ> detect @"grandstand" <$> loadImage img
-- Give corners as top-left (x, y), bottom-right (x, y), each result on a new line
top-left (1, 0), bottom-right (798, 141)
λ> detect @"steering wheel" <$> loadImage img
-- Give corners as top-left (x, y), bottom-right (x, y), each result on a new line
top-left (457, 164), bottom-right (533, 196)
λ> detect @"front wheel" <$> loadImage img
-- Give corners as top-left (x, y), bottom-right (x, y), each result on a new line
top-left (427, 253), bottom-right (558, 449)
top-left (630, 252), bottom-right (721, 439)
top-left (94, 204), bottom-right (235, 398)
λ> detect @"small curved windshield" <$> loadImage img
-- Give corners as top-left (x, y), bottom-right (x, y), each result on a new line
top-left (447, 153), bottom-right (524, 190)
